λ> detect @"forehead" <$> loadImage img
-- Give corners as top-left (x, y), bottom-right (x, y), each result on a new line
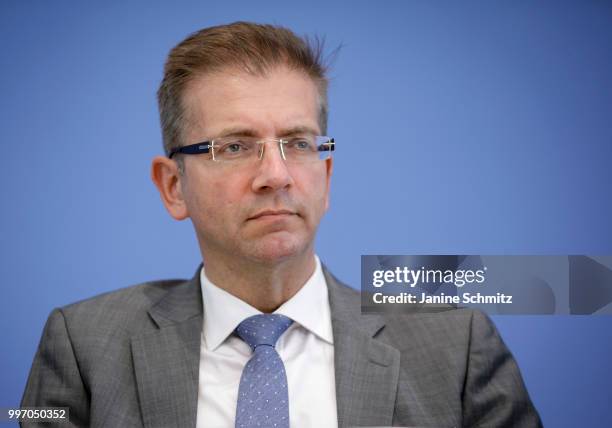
top-left (182, 66), bottom-right (321, 139)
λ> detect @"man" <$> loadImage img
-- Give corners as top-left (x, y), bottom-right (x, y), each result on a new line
top-left (22, 22), bottom-right (542, 427)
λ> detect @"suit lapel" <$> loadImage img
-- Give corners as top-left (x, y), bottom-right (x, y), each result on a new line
top-left (324, 267), bottom-right (400, 427)
top-left (131, 268), bottom-right (203, 428)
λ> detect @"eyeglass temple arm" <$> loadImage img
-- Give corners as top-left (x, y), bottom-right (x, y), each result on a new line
top-left (168, 142), bottom-right (212, 158)
top-left (317, 139), bottom-right (335, 152)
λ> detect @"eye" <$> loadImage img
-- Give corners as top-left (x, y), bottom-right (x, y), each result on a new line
top-left (295, 140), bottom-right (310, 150)
top-left (226, 143), bottom-right (244, 153)
top-left (218, 140), bottom-right (251, 154)
top-left (287, 137), bottom-right (316, 151)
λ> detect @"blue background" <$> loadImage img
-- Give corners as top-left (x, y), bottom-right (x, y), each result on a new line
top-left (1, 1), bottom-right (611, 426)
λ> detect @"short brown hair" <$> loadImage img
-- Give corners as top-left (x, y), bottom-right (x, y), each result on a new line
top-left (157, 21), bottom-right (330, 156)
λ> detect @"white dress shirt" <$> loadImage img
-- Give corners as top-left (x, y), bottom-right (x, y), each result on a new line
top-left (196, 255), bottom-right (338, 428)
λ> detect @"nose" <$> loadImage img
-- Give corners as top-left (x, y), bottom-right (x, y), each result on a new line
top-left (251, 140), bottom-right (294, 192)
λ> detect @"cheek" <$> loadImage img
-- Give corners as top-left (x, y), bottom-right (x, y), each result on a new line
top-left (298, 170), bottom-right (330, 214)
top-left (188, 174), bottom-right (246, 220)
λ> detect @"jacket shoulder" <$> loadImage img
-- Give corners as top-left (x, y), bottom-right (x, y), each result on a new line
top-left (58, 278), bottom-right (189, 336)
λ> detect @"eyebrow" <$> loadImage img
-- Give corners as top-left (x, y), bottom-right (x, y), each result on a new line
top-left (278, 126), bottom-right (320, 137)
top-left (215, 125), bottom-right (320, 139)
top-left (215, 127), bottom-right (258, 138)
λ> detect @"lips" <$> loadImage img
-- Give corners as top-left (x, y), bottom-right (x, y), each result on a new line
top-left (248, 209), bottom-right (297, 220)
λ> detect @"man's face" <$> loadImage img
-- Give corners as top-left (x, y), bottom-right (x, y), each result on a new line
top-left (178, 66), bottom-right (332, 264)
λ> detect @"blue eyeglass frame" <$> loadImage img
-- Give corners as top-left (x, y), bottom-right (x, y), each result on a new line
top-left (168, 137), bottom-right (335, 159)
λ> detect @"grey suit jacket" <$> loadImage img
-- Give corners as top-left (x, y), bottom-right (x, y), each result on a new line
top-left (22, 266), bottom-right (542, 427)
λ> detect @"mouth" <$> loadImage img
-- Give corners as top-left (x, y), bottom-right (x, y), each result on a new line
top-left (248, 209), bottom-right (298, 221)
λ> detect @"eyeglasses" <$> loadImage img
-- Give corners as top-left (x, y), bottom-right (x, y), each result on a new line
top-left (168, 135), bottom-right (334, 164)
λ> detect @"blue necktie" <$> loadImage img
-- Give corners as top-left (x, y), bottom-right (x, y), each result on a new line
top-left (234, 314), bottom-right (293, 428)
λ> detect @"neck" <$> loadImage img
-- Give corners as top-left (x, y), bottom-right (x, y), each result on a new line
top-left (201, 248), bottom-right (316, 313)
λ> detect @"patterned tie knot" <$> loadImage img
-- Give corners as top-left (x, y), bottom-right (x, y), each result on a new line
top-left (235, 314), bottom-right (293, 351)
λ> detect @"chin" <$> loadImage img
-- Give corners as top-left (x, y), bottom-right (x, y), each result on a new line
top-left (246, 232), bottom-right (310, 264)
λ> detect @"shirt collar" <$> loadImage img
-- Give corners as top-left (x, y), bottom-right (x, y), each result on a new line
top-left (200, 255), bottom-right (334, 351)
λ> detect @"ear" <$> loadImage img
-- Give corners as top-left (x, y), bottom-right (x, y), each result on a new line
top-left (151, 156), bottom-right (189, 220)
top-left (324, 157), bottom-right (333, 211)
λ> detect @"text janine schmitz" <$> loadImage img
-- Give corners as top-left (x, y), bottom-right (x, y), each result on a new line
top-left (372, 292), bottom-right (513, 305)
